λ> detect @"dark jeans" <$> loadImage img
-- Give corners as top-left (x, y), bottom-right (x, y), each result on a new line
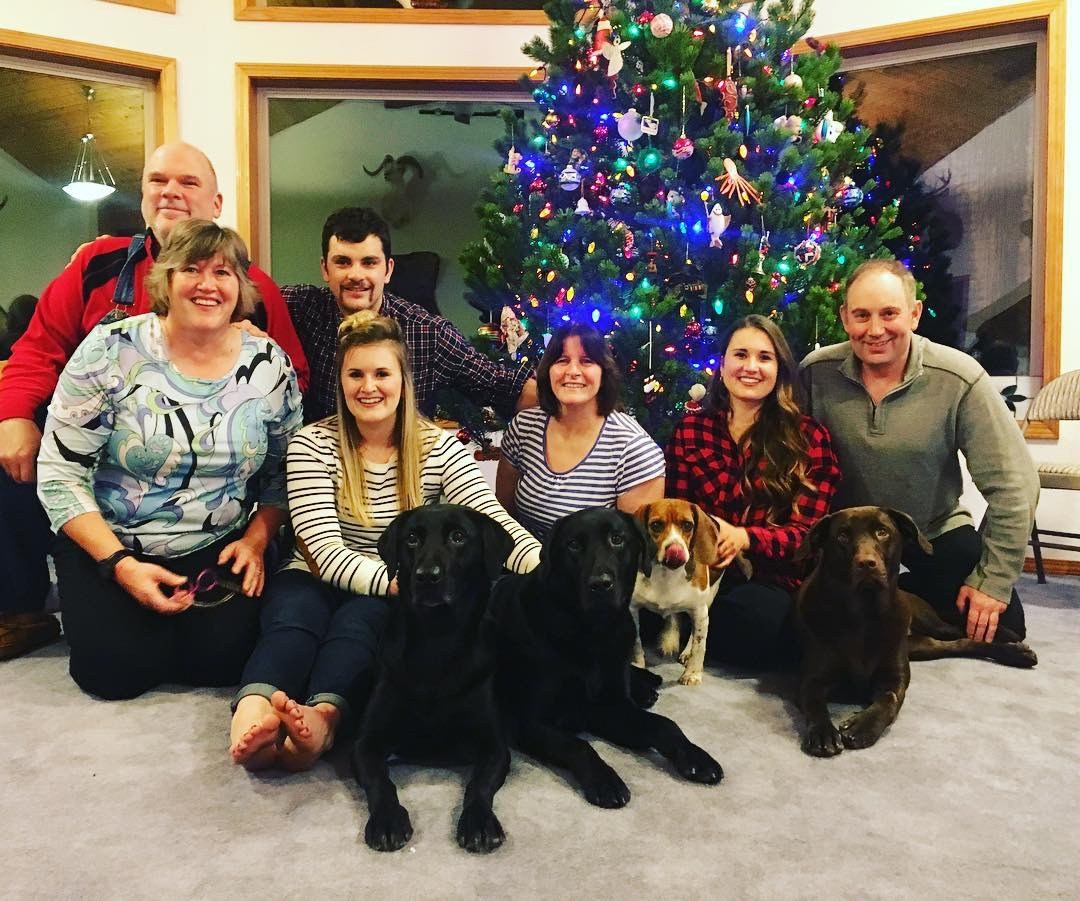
top-left (899, 524), bottom-right (1026, 640)
top-left (54, 532), bottom-right (260, 700)
top-left (0, 466), bottom-right (52, 614)
top-left (235, 569), bottom-right (388, 731)
top-left (705, 579), bottom-right (800, 669)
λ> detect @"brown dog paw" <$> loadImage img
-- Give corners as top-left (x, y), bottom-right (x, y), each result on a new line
top-left (802, 721), bottom-right (844, 757)
top-left (999, 641), bottom-right (1038, 668)
top-left (838, 711), bottom-right (887, 750)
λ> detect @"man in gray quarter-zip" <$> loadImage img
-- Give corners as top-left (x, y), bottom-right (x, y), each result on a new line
top-left (800, 259), bottom-right (1038, 646)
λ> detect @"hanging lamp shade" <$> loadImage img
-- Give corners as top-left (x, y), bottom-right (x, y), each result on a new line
top-left (63, 87), bottom-right (116, 203)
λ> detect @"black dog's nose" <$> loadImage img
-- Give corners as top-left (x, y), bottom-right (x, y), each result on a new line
top-left (855, 554), bottom-right (880, 572)
top-left (589, 572), bottom-right (614, 594)
top-left (415, 564), bottom-right (443, 584)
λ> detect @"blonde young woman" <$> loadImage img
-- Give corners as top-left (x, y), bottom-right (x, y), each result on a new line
top-left (230, 311), bottom-right (540, 772)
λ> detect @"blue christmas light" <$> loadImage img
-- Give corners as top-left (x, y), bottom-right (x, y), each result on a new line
top-left (591, 308), bottom-right (601, 323)
top-left (713, 299), bottom-right (724, 315)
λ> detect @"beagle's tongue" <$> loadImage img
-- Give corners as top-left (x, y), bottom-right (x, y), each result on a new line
top-left (663, 545), bottom-right (689, 567)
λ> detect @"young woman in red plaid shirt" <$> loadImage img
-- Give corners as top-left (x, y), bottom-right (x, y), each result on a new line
top-left (666, 315), bottom-right (841, 666)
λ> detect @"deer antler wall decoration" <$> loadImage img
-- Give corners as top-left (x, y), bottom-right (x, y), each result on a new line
top-left (363, 154), bottom-right (425, 185)
top-left (362, 155), bottom-right (427, 227)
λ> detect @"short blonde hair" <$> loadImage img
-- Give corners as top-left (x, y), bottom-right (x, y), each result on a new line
top-left (843, 258), bottom-right (917, 308)
top-left (334, 310), bottom-right (440, 524)
top-left (145, 219), bottom-right (257, 321)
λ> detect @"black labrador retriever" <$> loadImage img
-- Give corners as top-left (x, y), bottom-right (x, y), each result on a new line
top-left (797, 506), bottom-right (1037, 758)
top-left (352, 504), bottom-right (514, 853)
top-left (492, 507), bottom-right (723, 807)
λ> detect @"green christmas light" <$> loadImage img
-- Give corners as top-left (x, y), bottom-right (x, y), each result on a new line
top-left (713, 299), bottom-right (724, 315)
top-left (627, 24), bottom-right (641, 38)
top-left (614, 157), bottom-right (629, 171)
top-left (530, 134), bottom-right (545, 148)
top-left (662, 75), bottom-right (678, 90)
top-left (638, 147), bottom-right (662, 172)
top-left (629, 305), bottom-right (643, 318)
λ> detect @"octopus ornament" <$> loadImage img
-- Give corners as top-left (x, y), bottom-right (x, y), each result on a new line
top-left (715, 157), bottom-right (761, 206)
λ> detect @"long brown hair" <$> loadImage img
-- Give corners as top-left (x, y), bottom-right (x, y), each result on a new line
top-left (334, 311), bottom-right (440, 524)
top-left (708, 315), bottom-right (812, 524)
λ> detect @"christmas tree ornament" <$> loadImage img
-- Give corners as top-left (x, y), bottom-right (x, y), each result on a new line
top-left (672, 134), bottom-right (695, 160)
top-left (477, 321), bottom-right (501, 341)
top-left (815, 109), bottom-right (845, 143)
top-left (685, 383), bottom-right (707, 412)
top-left (838, 176), bottom-right (864, 208)
top-left (592, 16), bottom-right (612, 52)
top-left (773, 114), bottom-right (803, 140)
top-left (559, 164), bottom-right (582, 191)
top-left (500, 305), bottom-right (529, 356)
top-left (794, 238), bottom-right (822, 267)
top-left (665, 188), bottom-right (685, 215)
top-left (503, 146), bottom-right (522, 174)
top-left (576, 0), bottom-right (606, 28)
top-left (716, 157), bottom-right (762, 206)
top-left (528, 176), bottom-right (546, 193)
top-left (720, 77), bottom-right (739, 121)
top-left (683, 320), bottom-right (703, 340)
top-left (707, 202), bottom-right (732, 248)
top-left (575, 195), bottom-right (592, 215)
top-left (616, 108), bottom-right (644, 142)
top-left (649, 13), bottom-right (674, 37)
top-left (783, 70), bottom-right (803, 90)
top-left (599, 33), bottom-right (632, 76)
top-left (610, 182), bottom-right (632, 203)
top-left (755, 229), bottom-right (770, 274)
top-left (637, 146), bottom-right (663, 173)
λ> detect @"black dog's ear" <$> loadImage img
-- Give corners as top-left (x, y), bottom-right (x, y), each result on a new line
top-left (377, 509), bottom-right (412, 582)
top-left (798, 513), bottom-right (835, 561)
top-left (534, 515), bottom-right (564, 581)
top-left (885, 508), bottom-right (933, 555)
top-left (632, 503), bottom-right (654, 576)
top-left (476, 512), bottom-right (515, 581)
top-left (620, 510), bottom-right (648, 574)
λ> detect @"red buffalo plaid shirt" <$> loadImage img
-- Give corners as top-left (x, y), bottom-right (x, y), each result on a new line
top-left (665, 410), bottom-right (841, 592)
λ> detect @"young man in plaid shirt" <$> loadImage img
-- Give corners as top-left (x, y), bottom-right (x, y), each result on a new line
top-left (282, 206), bottom-right (537, 424)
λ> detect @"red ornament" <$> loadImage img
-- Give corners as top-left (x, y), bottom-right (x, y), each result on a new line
top-left (637, 11), bottom-right (655, 24)
top-left (456, 429), bottom-right (471, 445)
top-left (720, 77), bottom-right (739, 120)
top-left (528, 177), bottom-right (546, 193)
top-left (683, 320), bottom-right (703, 339)
top-left (672, 135), bottom-right (695, 160)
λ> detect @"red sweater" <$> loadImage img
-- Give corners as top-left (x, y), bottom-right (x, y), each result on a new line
top-left (0, 234), bottom-right (309, 421)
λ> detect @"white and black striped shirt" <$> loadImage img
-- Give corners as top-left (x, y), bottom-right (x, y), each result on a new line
top-left (285, 418), bottom-right (541, 596)
top-left (501, 408), bottom-right (666, 539)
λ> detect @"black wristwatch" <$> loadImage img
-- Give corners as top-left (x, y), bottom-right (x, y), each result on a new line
top-left (97, 549), bottom-right (136, 582)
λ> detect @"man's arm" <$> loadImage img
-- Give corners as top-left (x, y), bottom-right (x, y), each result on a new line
top-left (0, 248), bottom-right (96, 482)
top-left (249, 266), bottom-right (310, 395)
top-left (435, 319), bottom-right (534, 420)
top-left (956, 371), bottom-right (1040, 630)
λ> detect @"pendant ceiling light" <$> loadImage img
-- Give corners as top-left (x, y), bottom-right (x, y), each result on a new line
top-left (63, 86), bottom-right (116, 203)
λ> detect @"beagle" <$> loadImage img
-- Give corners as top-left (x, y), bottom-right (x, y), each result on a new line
top-left (631, 499), bottom-right (748, 685)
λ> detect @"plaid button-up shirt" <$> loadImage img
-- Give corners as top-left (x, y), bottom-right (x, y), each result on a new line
top-left (281, 286), bottom-right (532, 423)
top-left (666, 410), bottom-right (841, 591)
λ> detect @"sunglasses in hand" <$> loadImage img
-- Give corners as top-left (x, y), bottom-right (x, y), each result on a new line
top-left (171, 567), bottom-right (246, 608)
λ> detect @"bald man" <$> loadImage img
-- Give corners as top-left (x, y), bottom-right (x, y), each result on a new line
top-left (0, 142), bottom-right (309, 658)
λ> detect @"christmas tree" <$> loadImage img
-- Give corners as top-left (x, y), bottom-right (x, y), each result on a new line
top-left (461, 0), bottom-right (906, 441)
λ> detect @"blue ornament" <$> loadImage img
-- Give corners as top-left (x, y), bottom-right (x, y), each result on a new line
top-left (840, 185), bottom-right (864, 208)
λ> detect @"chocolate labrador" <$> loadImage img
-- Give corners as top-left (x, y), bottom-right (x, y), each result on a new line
top-left (491, 507), bottom-right (723, 807)
top-left (797, 506), bottom-right (1037, 758)
top-left (352, 504), bottom-right (514, 852)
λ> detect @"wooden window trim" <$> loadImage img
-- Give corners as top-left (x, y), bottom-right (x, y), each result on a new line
top-left (234, 0), bottom-right (546, 26)
top-left (0, 27), bottom-right (177, 146)
top-left (98, 0), bottom-right (176, 13)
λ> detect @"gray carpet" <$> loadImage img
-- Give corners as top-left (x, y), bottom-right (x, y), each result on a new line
top-left (3, 573), bottom-right (1078, 900)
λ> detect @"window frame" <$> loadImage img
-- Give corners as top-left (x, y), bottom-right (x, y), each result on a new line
top-left (234, 0), bottom-right (547, 26)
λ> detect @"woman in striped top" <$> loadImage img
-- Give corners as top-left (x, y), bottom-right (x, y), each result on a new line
top-left (229, 312), bottom-right (540, 771)
top-left (496, 323), bottom-right (665, 540)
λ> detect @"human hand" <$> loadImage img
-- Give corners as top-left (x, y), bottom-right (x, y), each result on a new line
top-left (711, 516), bottom-right (750, 568)
top-left (956, 584), bottom-right (1008, 643)
top-left (388, 577), bottom-right (399, 597)
top-left (113, 557), bottom-right (190, 614)
top-left (0, 418), bottom-right (42, 483)
top-left (70, 236), bottom-right (112, 264)
top-left (232, 320), bottom-right (268, 340)
top-left (218, 536), bottom-right (268, 597)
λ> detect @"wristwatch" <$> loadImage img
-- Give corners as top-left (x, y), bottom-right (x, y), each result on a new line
top-left (97, 548), bottom-right (136, 582)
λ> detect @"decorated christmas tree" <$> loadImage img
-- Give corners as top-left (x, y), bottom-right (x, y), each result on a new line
top-left (461, 0), bottom-right (906, 441)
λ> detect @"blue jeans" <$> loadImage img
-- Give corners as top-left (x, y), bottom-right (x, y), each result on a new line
top-left (235, 569), bottom-right (388, 731)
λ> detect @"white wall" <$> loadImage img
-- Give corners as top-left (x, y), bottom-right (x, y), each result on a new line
top-left (269, 100), bottom-right (508, 332)
top-left (1, 0), bottom-right (1076, 553)
top-left (0, 148), bottom-right (97, 310)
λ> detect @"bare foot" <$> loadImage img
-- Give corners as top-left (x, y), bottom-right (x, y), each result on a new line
top-left (270, 690), bottom-right (340, 772)
top-left (230, 695), bottom-right (283, 771)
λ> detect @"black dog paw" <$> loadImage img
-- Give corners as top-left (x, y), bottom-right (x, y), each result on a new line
top-left (629, 667), bottom-right (661, 709)
top-left (672, 742), bottom-right (724, 784)
top-left (456, 802), bottom-right (506, 853)
top-left (838, 712), bottom-right (885, 750)
top-left (802, 721), bottom-right (844, 757)
top-left (364, 803), bottom-right (413, 852)
top-left (581, 760), bottom-right (631, 808)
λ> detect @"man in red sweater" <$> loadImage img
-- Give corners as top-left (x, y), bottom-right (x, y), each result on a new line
top-left (0, 141), bottom-right (309, 659)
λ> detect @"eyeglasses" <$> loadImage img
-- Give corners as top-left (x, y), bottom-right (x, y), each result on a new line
top-left (172, 568), bottom-right (245, 608)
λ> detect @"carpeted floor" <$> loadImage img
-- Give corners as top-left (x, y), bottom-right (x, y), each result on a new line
top-left (2, 572), bottom-right (1078, 900)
